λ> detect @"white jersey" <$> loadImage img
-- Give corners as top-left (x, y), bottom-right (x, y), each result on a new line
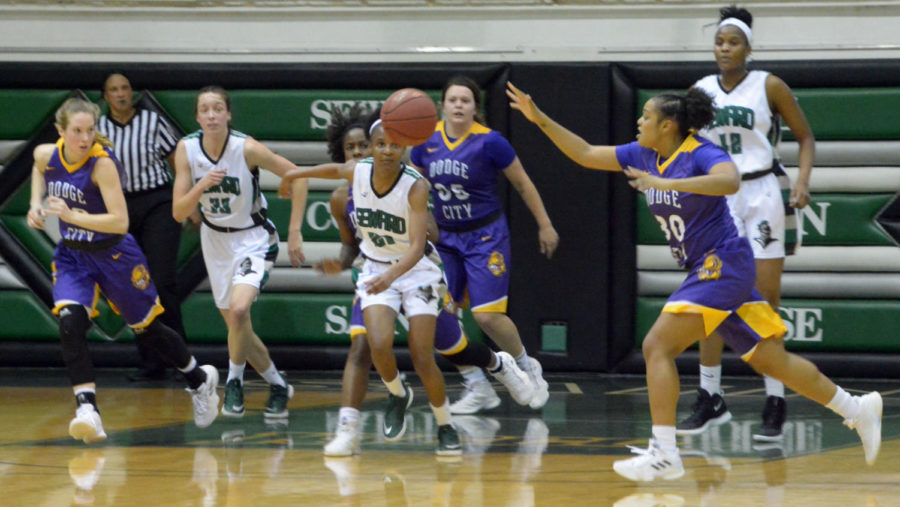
top-left (352, 158), bottom-right (424, 263)
top-left (184, 129), bottom-right (268, 230)
top-left (695, 70), bottom-right (778, 175)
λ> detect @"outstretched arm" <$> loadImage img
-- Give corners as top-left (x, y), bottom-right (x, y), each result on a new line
top-left (503, 157), bottom-right (559, 259)
top-left (278, 161), bottom-right (354, 199)
top-left (507, 81), bottom-right (622, 172)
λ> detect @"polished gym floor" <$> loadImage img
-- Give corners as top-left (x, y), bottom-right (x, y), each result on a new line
top-left (0, 369), bottom-right (897, 506)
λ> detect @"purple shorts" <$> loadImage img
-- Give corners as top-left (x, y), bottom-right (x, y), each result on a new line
top-left (437, 216), bottom-right (511, 313)
top-left (350, 298), bottom-right (465, 353)
top-left (663, 236), bottom-right (786, 358)
top-left (52, 234), bottom-right (163, 328)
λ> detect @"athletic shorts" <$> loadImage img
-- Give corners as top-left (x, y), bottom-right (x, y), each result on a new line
top-left (662, 236), bottom-right (787, 359)
top-left (727, 173), bottom-right (786, 260)
top-left (437, 216), bottom-right (511, 313)
top-left (349, 297), bottom-right (466, 354)
top-left (356, 256), bottom-right (444, 317)
top-left (52, 234), bottom-right (163, 329)
top-left (201, 222), bottom-right (278, 309)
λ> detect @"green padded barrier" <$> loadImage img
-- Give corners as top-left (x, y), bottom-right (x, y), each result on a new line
top-left (2, 182), bottom-right (32, 214)
top-left (636, 297), bottom-right (900, 352)
top-left (638, 88), bottom-right (900, 141)
top-left (0, 215), bottom-right (55, 269)
top-left (153, 89), bottom-right (441, 142)
top-left (181, 292), bottom-right (486, 346)
top-left (0, 291), bottom-right (60, 340)
top-left (263, 191), bottom-right (340, 242)
top-left (0, 90), bottom-right (70, 140)
top-left (176, 228), bottom-right (201, 267)
top-left (637, 193), bottom-right (895, 246)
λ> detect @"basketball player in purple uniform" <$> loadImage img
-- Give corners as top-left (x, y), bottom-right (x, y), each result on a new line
top-left (409, 76), bottom-right (558, 414)
top-left (26, 98), bottom-right (219, 444)
top-left (507, 83), bottom-right (882, 480)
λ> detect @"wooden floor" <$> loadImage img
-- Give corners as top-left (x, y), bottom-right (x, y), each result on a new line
top-left (0, 369), bottom-right (897, 506)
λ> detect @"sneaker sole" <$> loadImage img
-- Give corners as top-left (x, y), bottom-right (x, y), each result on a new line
top-left (69, 421), bottom-right (106, 444)
top-left (613, 462), bottom-right (685, 482)
top-left (221, 407), bottom-right (245, 418)
top-left (449, 395), bottom-right (501, 415)
top-left (675, 411), bottom-right (732, 436)
top-left (529, 386), bottom-right (550, 410)
top-left (752, 431), bottom-right (784, 442)
top-left (861, 392), bottom-right (883, 465)
top-left (436, 447), bottom-right (463, 456)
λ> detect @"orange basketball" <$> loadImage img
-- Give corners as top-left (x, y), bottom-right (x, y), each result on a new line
top-left (380, 88), bottom-right (438, 146)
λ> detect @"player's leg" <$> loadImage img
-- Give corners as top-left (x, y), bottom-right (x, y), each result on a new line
top-left (463, 222), bottom-right (548, 409)
top-left (325, 299), bottom-right (371, 456)
top-left (436, 307), bottom-right (533, 408)
top-left (613, 311), bottom-right (701, 482)
top-left (225, 283), bottom-right (292, 419)
top-left (363, 303), bottom-right (411, 441)
top-left (753, 257), bottom-right (788, 441)
top-left (732, 314), bottom-right (882, 466)
top-left (677, 331), bottom-right (731, 436)
top-left (98, 237), bottom-right (218, 428)
top-left (52, 251), bottom-right (107, 443)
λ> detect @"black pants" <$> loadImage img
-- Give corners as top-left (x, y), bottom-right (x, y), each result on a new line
top-left (127, 186), bottom-right (186, 370)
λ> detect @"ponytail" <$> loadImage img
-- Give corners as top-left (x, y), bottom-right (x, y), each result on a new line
top-left (654, 88), bottom-right (716, 138)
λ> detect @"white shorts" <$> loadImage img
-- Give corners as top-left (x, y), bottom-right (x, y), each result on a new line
top-left (727, 173), bottom-right (785, 260)
top-left (201, 223), bottom-right (278, 309)
top-left (356, 257), bottom-right (445, 317)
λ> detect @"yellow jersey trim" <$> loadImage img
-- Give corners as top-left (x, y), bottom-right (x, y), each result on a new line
top-left (657, 135), bottom-right (703, 175)
top-left (662, 301), bottom-right (730, 337)
top-left (439, 120), bottom-right (491, 151)
top-left (55, 139), bottom-right (109, 174)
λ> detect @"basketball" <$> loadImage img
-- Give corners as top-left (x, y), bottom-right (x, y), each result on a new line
top-left (380, 88), bottom-right (438, 146)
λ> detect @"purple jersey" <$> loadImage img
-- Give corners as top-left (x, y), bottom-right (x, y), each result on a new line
top-left (615, 136), bottom-right (736, 267)
top-left (45, 139), bottom-right (124, 245)
top-left (410, 121), bottom-right (516, 230)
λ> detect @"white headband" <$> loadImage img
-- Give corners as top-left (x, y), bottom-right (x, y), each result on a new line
top-left (369, 118), bottom-right (382, 136)
top-left (718, 17), bottom-right (752, 44)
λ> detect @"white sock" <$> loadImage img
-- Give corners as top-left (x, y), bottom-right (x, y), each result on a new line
top-left (260, 363), bottom-right (286, 388)
top-left (460, 366), bottom-right (487, 384)
top-left (515, 350), bottom-right (529, 370)
top-left (227, 360), bottom-right (245, 384)
top-left (700, 365), bottom-right (721, 395)
top-left (338, 407), bottom-right (360, 427)
top-left (652, 425), bottom-right (678, 454)
top-left (764, 375), bottom-right (785, 398)
top-left (383, 373), bottom-right (406, 397)
top-left (826, 386), bottom-right (860, 420)
top-left (431, 400), bottom-right (452, 426)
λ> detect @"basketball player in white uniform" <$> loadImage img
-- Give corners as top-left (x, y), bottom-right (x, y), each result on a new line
top-left (279, 116), bottom-right (462, 456)
top-left (173, 86), bottom-right (310, 422)
top-left (678, 6), bottom-right (815, 442)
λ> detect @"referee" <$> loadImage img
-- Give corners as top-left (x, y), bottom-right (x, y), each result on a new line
top-left (99, 72), bottom-right (189, 381)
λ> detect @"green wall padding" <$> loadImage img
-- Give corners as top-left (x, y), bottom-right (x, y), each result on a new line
top-left (636, 297), bottom-right (900, 352)
top-left (0, 291), bottom-right (59, 340)
top-left (0, 90), bottom-right (70, 139)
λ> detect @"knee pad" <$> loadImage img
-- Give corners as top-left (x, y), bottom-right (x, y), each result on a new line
top-left (58, 305), bottom-right (93, 385)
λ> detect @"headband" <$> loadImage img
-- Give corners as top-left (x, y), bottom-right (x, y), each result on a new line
top-left (369, 118), bottom-right (382, 136)
top-left (718, 17), bottom-right (752, 44)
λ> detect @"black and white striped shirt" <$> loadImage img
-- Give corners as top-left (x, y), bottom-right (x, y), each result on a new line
top-left (97, 108), bottom-right (179, 194)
